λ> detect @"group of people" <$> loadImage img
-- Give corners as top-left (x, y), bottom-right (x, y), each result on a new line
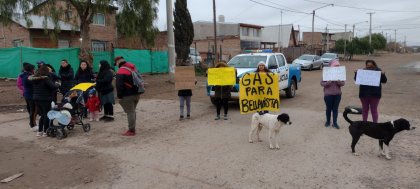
top-left (321, 59), bottom-right (387, 129)
top-left (17, 56), bottom-right (143, 137)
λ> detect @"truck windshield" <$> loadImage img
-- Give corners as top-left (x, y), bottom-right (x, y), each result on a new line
top-left (228, 55), bottom-right (267, 68)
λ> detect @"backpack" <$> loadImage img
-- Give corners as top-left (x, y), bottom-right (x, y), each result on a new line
top-left (120, 66), bottom-right (145, 94)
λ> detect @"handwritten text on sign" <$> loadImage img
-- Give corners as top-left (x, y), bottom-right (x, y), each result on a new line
top-left (239, 73), bottom-right (279, 114)
top-left (323, 66), bottom-right (346, 81)
top-left (355, 69), bottom-right (381, 87)
top-left (207, 67), bottom-right (236, 86)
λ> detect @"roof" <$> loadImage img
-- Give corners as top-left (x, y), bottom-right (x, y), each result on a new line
top-left (260, 24), bottom-right (294, 47)
top-left (239, 23), bottom-right (264, 29)
top-left (12, 14), bottom-right (78, 31)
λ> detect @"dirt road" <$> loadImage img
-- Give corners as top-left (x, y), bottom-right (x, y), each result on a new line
top-left (0, 53), bottom-right (419, 188)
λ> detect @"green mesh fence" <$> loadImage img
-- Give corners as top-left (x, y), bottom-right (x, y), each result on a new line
top-left (92, 51), bottom-right (112, 72)
top-left (0, 47), bottom-right (22, 78)
top-left (0, 47), bottom-right (168, 78)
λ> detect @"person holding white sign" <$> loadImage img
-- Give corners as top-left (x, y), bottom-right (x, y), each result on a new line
top-left (320, 60), bottom-right (345, 129)
top-left (354, 60), bottom-right (387, 123)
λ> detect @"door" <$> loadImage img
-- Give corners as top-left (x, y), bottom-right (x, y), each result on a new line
top-left (276, 54), bottom-right (289, 90)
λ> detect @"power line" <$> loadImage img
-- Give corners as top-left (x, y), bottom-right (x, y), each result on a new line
top-left (249, 0), bottom-right (310, 15)
top-left (315, 15), bottom-right (344, 27)
top-left (303, 0), bottom-right (420, 13)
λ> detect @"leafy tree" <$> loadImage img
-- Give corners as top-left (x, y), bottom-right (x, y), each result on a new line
top-left (173, 0), bottom-right (194, 65)
top-left (334, 34), bottom-right (386, 60)
top-left (116, 0), bottom-right (159, 48)
top-left (0, 0), bottom-right (159, 62)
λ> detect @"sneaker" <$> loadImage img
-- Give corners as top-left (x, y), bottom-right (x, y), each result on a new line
top-left (95, 118), bottom-right (100, 122)
top-left (99, 116), bottom-right (108, 121)
top-left (325, 122), bottom-right (330, 127)
top-left (104, 116), bottom-right (114, 122)
top-left (333, 124), bottom-right (340, 129)
top-left (31, 126), bottom-right (39, 132)
top-left (122, 130), bottom-right (136, 136)
top-left (89, 118), bottom-right (93, 122)
top-left (223, 114), bottom-right (228, 120)
top-left (179, 115), bottom-right (184, 120)
top-left (36, 132), bottom-right (42, 137)
top-left (42, 132), bottom-right (48, 137)
top-left (186, 115), bottom-right (190, 119)
top-left (215, 115), bottom-right (220, 120)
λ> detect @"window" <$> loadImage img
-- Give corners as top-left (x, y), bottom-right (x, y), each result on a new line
top-left (12, 39), bottom-right (23, 47)
top-left (92, 41), bottom-right (106, 51)
top-left (276, 55), bottom-right (285, 66)
top-left (93, 13), bottom-right (105, 25)
top-left (65, 10), bottom-right (72, 21)
top-left (241, 27), bottom-right (248, 36)
top-left (253, 29), bottom-right (260, 37)
top-left (268, 56), bottom-right (277, 69)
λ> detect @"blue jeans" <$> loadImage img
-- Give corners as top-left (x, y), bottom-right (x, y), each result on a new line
top-left (324, 95), bottom-right (341, 125)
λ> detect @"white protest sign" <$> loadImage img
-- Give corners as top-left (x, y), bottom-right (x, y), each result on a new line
top-left (355, 69), bottom-right (381, 86)
top-left (322, 66), bottom-right (346, 81)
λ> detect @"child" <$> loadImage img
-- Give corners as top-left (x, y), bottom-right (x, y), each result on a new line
top-left (178, 80), bottom-right (196, 120)
top-left (86, 89), bottom-right (100, 121)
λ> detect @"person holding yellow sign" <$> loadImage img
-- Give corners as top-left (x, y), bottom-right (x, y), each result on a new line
top-left (213, 61), bottom-right (233, 120)
top-left (255, 61), bottom-right (271, 115)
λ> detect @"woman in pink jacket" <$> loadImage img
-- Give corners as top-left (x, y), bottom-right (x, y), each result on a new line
top-left (320, 60), bottom-right (345, 129)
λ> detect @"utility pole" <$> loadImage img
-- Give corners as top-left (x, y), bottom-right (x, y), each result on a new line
top-left (367, 12), bottom-right (374, 45)
top-left (311, 10), bottom-right (315, 53)
top-left (404, 35), bottom-right (406, 53)
top-left (394, 29), bottom-right (397, 53)
top-left (311, 4), bottom-right (334, 54)
top-left (325, 26), bottom-right (329, 52)
top-left (344, 24), bottom-right (347, 58)
top-left (166, 0), bottom-right (175, 82)
top-left (298, 25), bottom-right (300, 42)
top-left (277, 11), bottom-right (283, 52)
top-left (212, 0), bottom-right (218, 64)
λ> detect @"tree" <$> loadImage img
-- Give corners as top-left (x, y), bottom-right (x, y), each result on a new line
top-left (173, 0), bottom-right (194, 65)
top-left (115, 0), bottom-right (159, 48)
top-left (0, 0), bottom-right (159, 62)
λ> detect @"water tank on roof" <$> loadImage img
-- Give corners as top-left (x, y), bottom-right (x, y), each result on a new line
top-left (218, 15), bottom-right (225, 23)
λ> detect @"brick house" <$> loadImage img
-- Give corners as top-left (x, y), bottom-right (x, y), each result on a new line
top-left (303, 32), bottom-right (335, 54)
top-left (192, 21), bottom-right (264, 61)
top-left (0, 0), bottom-right (117, 51)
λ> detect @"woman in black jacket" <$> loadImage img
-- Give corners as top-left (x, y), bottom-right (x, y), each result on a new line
top-left (58, 59), bottom-right (75, 96)
top-left (354, 59), bottom-right (387, 123)
top-left (96, 60), bottom-right (115, 121)
top-left (30, 65), bottom-right (59, 137)
top-left (75, 60), bottom-right (94, 84)
top-left (213, 61), bottom-right (233, 120)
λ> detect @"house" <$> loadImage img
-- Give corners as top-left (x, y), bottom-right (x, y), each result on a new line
top-left (260, 24), bottom-right (298, 50)
top-left (302, 32), bottom-right (335, 54)
top-left (192, 20), bottom-right (264, 61)
top-left (0, 0), bottom-right (117, 51)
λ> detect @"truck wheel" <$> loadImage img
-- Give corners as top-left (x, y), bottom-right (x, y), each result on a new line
top-left (285, 79), bottom-right (296, 98)
top-left (210, 97), bottom-right (217, 106)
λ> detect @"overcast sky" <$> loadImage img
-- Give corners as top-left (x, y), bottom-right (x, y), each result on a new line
top-left (155, 0), bottom-right (420, 46)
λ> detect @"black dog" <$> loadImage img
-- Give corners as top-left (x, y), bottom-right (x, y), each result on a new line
top-left (343, 106), bottom-right (414, 159)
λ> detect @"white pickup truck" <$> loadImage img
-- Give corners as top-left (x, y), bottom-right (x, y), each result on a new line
top-left (207, 51), bottom-right (302, 104)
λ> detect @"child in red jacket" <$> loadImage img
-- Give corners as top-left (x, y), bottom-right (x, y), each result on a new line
top-left (86, 89), bottom-right (100, 121)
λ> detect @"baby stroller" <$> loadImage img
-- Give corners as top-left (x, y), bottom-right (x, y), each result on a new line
top-left (46, 83), bottom-right (94, 139)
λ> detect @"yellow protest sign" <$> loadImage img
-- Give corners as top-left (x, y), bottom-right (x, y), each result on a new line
top-left (207, 67), bottom-right (236, 86)
top-left (239, 73), bottom-right (280, 114)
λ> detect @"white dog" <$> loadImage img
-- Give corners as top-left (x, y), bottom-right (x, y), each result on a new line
top-left (248, 113), bottom-right (292, 149)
